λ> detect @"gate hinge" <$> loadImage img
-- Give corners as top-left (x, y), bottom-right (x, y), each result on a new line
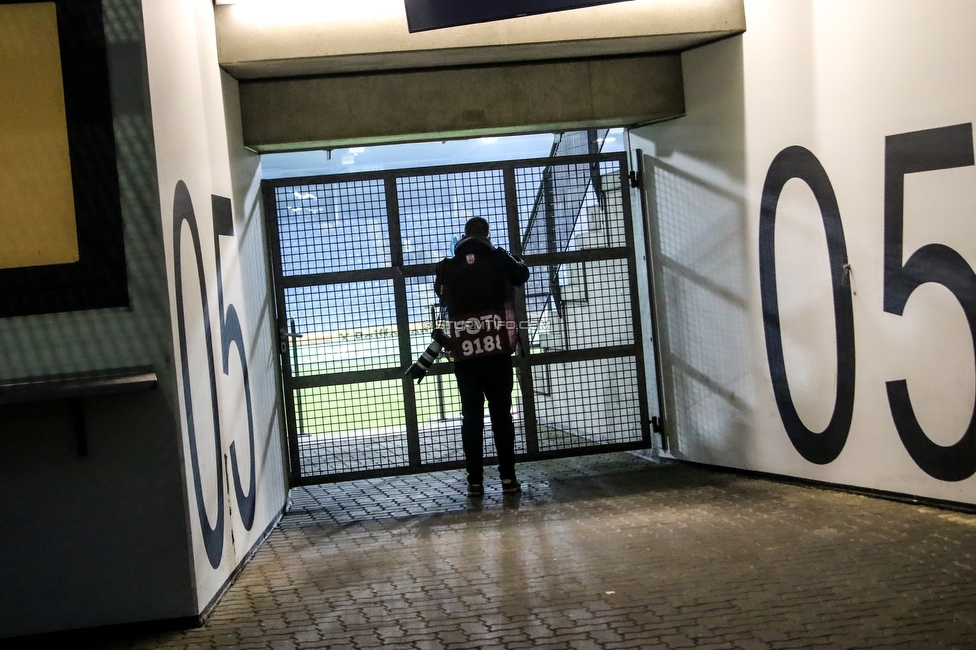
top-left (628, 170), bottom-right (641, 189)
top-left (651, 416), bottom-right (668, 452)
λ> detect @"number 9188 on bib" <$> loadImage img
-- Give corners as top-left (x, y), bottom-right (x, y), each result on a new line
top-left (448, 309), bottom-right (518, 360)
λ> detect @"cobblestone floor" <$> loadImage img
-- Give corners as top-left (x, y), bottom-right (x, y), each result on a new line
top-left (27, 452), bottom-right (976, 649)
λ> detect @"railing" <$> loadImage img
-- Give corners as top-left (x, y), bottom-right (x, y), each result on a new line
top-left (520, 128), bottom-right (610, 348)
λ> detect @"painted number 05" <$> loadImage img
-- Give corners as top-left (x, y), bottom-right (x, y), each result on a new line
top-left (759, 123), bottom-right (976, 482)
top-left (174, 181), bottom-right (257, 569)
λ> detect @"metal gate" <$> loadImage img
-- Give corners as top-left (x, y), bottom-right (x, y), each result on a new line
top-left (264, 149), bottom-right (652, 485)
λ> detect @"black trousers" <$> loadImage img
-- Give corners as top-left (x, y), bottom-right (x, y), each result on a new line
top-left (453, 354), bottom-right (517, 484)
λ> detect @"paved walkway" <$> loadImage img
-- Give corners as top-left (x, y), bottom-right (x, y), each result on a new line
top-left (40, 453), bottom-right (976, 648)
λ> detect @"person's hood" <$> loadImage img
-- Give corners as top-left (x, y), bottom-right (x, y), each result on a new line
top-left (453, 235), bottom-right (495, 256)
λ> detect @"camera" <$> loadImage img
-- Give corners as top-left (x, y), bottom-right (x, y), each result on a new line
top-left (405, 329), bottom-right (451, 382)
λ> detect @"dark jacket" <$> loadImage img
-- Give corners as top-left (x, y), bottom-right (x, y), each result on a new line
top-left (434, 236), bottom-right (530, 319)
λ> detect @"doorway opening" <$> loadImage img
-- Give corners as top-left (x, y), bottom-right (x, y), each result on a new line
top-left (261, 129), bottom-right (657, 485)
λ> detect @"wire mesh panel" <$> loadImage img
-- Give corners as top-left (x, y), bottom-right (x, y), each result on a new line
top-left (516, 160), bottom-right (627, 256)
top-left (284, 281), bottom-right (398, 376)
top-left (294, 380), bottom-right (409, 476)
top-left (415, 369), bottom-right (528, 466)
top-left (397, 170), bottom-right (510, 266)
top-left (517, 164), bottom-right (589, 256)
top-left (534, 357), bottom-right (643, 452)
top-left (524, 259), bottom-right (634, 353)
top-left (405, 275), bottom-right (440, 360)
top-left (274, 180), bottom-right (389, 275)
top-left (645, 157), bottom-right (752, 458)
top-left (265, 148), bottom-right (651, 484)
top-left (414, 372), bottom-right (463, 464)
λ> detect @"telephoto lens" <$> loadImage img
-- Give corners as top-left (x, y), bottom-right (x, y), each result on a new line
top-left (405, 330), bottom-right (450, 382)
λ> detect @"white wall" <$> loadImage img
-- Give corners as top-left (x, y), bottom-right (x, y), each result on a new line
top-left (0, 0), bottom-right (286, 635)
top-left (0, 0), bottom-right (196, 638)
top-left (142, 0), bottom-right (287, 610)
top-left (632, 0), bottom-right (976, 504)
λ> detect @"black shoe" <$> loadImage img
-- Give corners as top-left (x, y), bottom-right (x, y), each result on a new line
top-left (467, 483), bottom-right (484, 497)
top-left (501, 478), bottom-right (521, 494)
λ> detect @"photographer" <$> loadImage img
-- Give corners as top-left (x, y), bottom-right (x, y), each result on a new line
top-left (432, 217), bottom-right (529, 497)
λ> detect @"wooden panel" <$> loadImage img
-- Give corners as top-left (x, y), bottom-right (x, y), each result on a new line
top-left (0, 2), bottom-right (78, 270)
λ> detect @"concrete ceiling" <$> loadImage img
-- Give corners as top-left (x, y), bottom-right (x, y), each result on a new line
top-left (215, 0), bottom-right (745, 80)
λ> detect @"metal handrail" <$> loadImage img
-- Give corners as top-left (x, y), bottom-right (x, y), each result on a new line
top-left (522, 129), bottom-right (610, 346)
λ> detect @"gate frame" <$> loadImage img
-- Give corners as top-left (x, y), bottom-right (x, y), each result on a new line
top-left (262, 151), bottom-right (654, 486)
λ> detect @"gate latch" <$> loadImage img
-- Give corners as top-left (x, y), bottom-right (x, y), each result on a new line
top-left (279, 320), bottom-right (303, 353)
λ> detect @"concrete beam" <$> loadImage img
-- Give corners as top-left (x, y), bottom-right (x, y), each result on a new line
top-left (217, 0), bottom-right (744, 79)
top-left (239, 53), bottom-right (685, 152)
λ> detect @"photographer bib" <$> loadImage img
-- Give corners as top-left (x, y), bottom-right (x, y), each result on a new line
top-left (448, 308), bottom-right (518, 361)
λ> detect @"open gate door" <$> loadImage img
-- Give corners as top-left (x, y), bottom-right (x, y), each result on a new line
top-left (264, 150), bottom-right (654, 484)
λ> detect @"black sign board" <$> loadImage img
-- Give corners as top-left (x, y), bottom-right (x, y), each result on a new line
top-left (0, 0), bottom-right (128, 317)
top-left (404, 0), bottom-right (633, 33)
